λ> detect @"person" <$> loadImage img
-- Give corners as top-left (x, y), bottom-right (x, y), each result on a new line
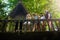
top-left (40, 14), bottom-right (46, 31)
top-left (23, 13), bottom-right (32, 32)
top-left (32, 13), bottom-right (39, 32)
top-left (15, 21), bottom-right (19, 32)
top-left (45, 10), bottom-right (53, 31)
top-left (40, 14), bottom-right (45, 23)
top-left (37, 15), bottom-right (40, 31)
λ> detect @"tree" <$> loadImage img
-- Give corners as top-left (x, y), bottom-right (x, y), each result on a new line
top-left (0, 0), bottom-right (19, 20)
top-left (0, 0), bottom-right (7, 19)
top-left (0, 0), bottom-right (58, 19)
top-left (22, 0), bottom-right (52, 14)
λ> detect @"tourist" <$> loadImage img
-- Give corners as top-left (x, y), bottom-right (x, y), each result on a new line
top-left (32, 13), bottom-right (39, 32)
top-left (23, 13), bottom-right (32, 32)
top-left (45, 10), bottom-right (53, 31)
top-left (40, 14), bottom-right (46, 31)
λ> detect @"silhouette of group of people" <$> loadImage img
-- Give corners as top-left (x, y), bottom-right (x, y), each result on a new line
top-left (22, 10), bottom-right (55, 32)
top-left (0, 9), bottom-right (59, 32)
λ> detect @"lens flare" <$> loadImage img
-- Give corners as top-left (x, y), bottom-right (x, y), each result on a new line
top-left (52, 0), bottom-right (60, 18)
top-left (54, 0), bottom-right (60, 12)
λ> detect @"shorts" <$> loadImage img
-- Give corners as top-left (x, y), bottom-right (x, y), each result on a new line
top-left (23, 21), bottom-right (31, 25)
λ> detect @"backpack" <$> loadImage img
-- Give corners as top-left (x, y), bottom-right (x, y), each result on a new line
top-left (45, 12), bottom-right (52, 19)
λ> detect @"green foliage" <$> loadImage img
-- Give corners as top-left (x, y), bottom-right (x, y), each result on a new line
top-left (8, 0), bottom-right (18, 9)
top-left (0, 0), bottom-right (60, 32)
top-left (0, 0), bottom-right (7, 19)
top-left (22, 0), bottom-right (52, 14)
top-left (0, 0), bottom-right (18, 20)
top-left (0, 0), bottom-right (59, 19)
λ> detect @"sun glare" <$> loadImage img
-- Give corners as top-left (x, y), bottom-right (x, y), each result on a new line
top-left (52, 0), bottom-right (60, 18)
top-left (54, 0), bottom-right (60, 12)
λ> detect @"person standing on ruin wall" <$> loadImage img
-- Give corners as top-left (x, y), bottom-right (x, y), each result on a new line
top-left (45, 10), bottom-right (54, 31)
top-left (32, 13), bottom-right (39, 32)
top-left (40, 14), bottom-right (46, 31)
top-left (23, 13), bottom-right (32, 32)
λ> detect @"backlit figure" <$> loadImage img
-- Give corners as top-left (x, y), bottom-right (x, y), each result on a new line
top-left (23, 13), bottom-right (32, 32)
top-left (45, 10), bottom-right (53, 31)
top-left (32, 13), bottom-right (39, 32)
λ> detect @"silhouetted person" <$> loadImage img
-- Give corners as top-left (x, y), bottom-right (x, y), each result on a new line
top-left (45, 10), bottom-right (54, 31)
top-left (20, 20), bottom-right (23, 32)
top-left (23, 13), bottom-right (31, 32)
top-left (15, 21), bottom-right (18, 32)
top-left (32, 14), bottom-right (38, 32)
top-left (40, 14), bottom-right (46, 31)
